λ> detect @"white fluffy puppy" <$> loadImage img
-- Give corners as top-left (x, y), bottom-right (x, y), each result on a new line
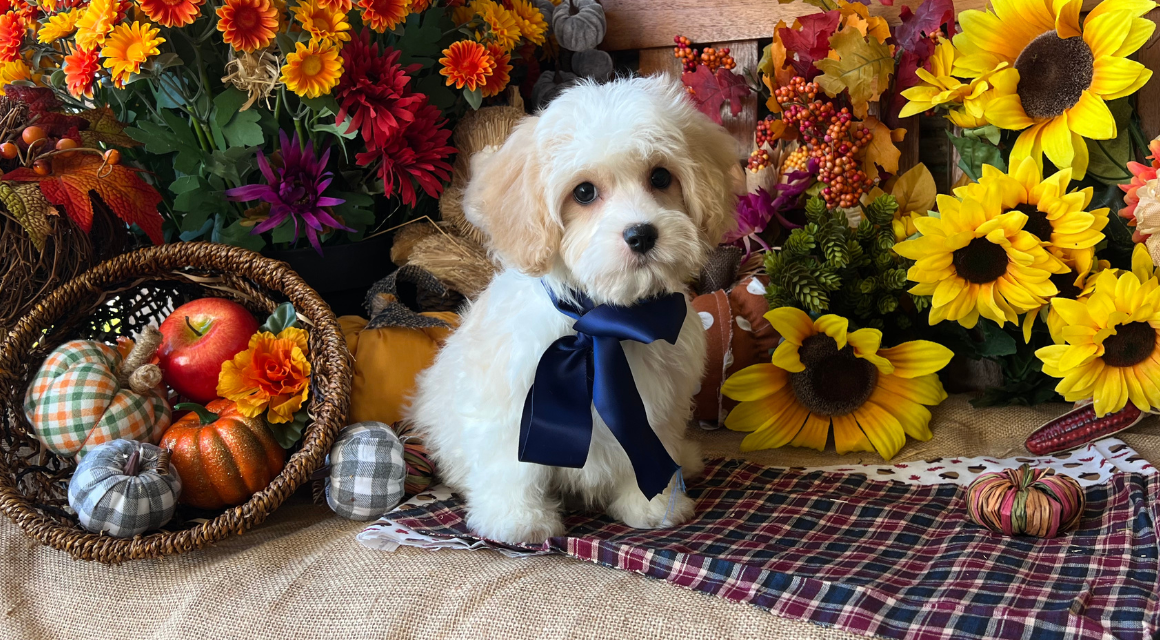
top-left (410, 76), bottom-right (740, 544)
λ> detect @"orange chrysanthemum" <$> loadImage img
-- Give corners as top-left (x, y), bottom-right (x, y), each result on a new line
top-left (74, 0), bottom-right (116, 51)
top-left (411, 0), bottom-right (432, 10)
top-left (216, 0), bottom-right (279, 53)
top-left (439, 39), bottom-right (493, 91)
top-left (101, 21), bottom-right (164, 86)
top-left (0, 12), bottom-right (23, 63)
top-left (292, 0), bottom-right (351, 45)
top-left (316, 0), bottom-right (352, 11)
top-left (217, 327), bottom-right (312, 424)
top-left (138, 0), bottom-right (204, 28)
top-left (63, 46), bottom-right (100, 99)
top-left (281, 39), bottom-right (343, 98)
top-left (358, 0), bottom-right (410, 33)
top-left (481, 42), bottom-right (510, 98)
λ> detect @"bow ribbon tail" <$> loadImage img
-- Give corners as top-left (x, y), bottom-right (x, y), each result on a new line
top-left (518, 337), bottom-right (595, 468)
top-left (591, 336), bottom-right (680, 499)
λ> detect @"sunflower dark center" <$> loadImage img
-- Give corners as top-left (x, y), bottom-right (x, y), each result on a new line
top-left (1014, 31), bottom-right (1093, 119)
top-left (1015, 202), bottom-right (1053, 241)
top-left (1102, 322), bottom-right (1157, 367)
top-left (952, 237), bottom-right (1009, 284)
top-left (789, 334), bottom-right (878, 417)
top-left (1049, 270), bottom-right (1082, 299)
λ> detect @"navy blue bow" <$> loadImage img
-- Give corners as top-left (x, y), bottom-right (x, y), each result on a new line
top-left (519, 284), bottom-right (686, 499)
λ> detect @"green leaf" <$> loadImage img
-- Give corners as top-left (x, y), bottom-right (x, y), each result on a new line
top-left (271, 218), bottom-right (298, 244)
top-left (315, 116), bottom-right (358, 140)
top-left (214, 216), bottom-right (265, 251)
top-left (221, 110), bottom-right (264, 147)
top-left (260, 302), bottom-right (300, 334)
top-left (963, 124), bottom-right (1001, 146)
top-left (213, 88), bottom-right (251, 128)
top-left (267, 409), bottom-right (309, 450)
top-left (169, 175), bottom-right (201, 194)
top-left (464, 86), bottom-right (482, 110)
top-left (975, 319), bottom-right (1017, 357)
top-left (300, 94), bottom-right (340, 115)
top-left (949, 131), bottom-right (1005, 182)
top-left (416, 73), bottom-right (457, 112)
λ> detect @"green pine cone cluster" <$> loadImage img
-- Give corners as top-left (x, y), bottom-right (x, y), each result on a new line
top-left (763, 194), bottom-right (914, 330)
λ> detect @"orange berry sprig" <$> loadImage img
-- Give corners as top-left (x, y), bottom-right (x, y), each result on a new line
top-left (673, 35), bottom-right (735, 73)
top-left (774, 76), bottom-right (874, 209)
top-left (747, 148), bottom-right (772, 172)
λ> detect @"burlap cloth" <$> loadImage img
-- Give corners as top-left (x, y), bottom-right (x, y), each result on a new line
top-left (4, 396), bottom-right (1160, 640)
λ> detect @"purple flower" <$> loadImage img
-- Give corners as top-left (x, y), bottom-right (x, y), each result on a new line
top-left (724, 159), bottom-right (818, 259)
top-left (226, 130), bottom-right (350, 255)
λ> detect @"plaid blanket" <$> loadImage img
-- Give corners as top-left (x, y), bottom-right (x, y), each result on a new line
top-left (362, 442), bottom-right (1160, 640)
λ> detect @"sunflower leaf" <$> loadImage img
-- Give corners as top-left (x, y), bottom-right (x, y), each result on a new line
top-left (261, 302), bottom-right (301, 334)
top-left (267, 409), bottom-right (309, 450)
top-left (948, 131), bottom-right (1005, 182)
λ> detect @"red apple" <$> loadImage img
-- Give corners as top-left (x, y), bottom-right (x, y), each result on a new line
top-left (157, 298), bottom-right (259, 403)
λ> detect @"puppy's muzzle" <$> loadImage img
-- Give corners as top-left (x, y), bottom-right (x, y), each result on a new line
top-left (623, 223), bottom-right (658, 254)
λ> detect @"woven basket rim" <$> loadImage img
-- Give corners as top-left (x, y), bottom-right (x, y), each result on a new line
top-left (0, 242), bottom-right (351, 563)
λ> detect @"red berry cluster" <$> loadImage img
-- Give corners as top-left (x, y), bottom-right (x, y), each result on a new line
top-left (755, 115), bottom-right (779, 149)
top-left (747, 148), bottom-right (771, 172)
top-left (773, 76), bottom-right (874, 208)
top-left (673, 35), bottom-right (736, 73)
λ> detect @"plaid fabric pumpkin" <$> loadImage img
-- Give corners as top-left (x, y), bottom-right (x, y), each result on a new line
top-left (24, 340), bottom-right (171, 459)
top-left (68, 439), bottom-right (182, 538)
top-left (325, 422), bottom-right (406, 521)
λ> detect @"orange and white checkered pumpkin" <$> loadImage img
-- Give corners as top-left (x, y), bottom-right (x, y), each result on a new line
top-left (24, 328), bottom-right (171, 459)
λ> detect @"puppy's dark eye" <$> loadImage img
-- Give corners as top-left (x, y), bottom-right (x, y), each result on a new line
top-left (573, 182), bottom-right (597, 205)
top-left (650, 167), bottom-right (672, 190)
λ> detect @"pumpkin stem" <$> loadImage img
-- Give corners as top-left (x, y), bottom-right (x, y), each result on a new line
top-left (123, 448), bottom-right (141, 477)
top-left (175, 402), bottom-right (220, 425)
top-left (568, 0), bottom-right (578, 14)
top-left (119, 326), bottom-right (163, 392)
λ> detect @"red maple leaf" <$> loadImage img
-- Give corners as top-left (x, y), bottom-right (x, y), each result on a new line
top-left (681, 66), bottom-right (750, 125)
top-left (896, 0), bottom-right (956, 53)
top-left (4, 153), bottom-right (163, 244)
top-left (4, 86), bottom-right (60, 113)
top-left (780, 11), bottom-right (841, 78)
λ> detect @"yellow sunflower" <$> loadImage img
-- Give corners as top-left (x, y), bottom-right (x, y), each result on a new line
top-left (955, 0), bottom-right (1156, 179)
top-left (894, 174), bottom-right (1069, 329)
top-left (1036, 253), bottom-right (1160, 416)
top-left (721, 308), bottom-right (953, 460)
top-left (900, 38), bottom-right (992, 118)
top-left (472, 0), bottom-right (521, 52)
top-left (292, 0), bottom-right (351, 45)
top-left (100, 21), bottom-right (165, 86)
top-left (281, 40), bottom-right (342, 98)
top-left (38, 8), bottom-right (80, 44)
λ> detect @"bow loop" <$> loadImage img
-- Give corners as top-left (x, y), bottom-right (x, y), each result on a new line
top-left (519, 284), bottom-right (686, 499)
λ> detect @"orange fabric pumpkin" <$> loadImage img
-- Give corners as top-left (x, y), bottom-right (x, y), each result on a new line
top-left (159, 399), bottom-right (285, 510)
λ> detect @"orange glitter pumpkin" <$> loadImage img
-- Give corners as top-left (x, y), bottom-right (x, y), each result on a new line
top-left (160, 399), bottom-right (285, 510)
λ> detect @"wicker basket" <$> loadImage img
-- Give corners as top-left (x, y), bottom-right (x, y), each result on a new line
top-left (0, 243), bottom-right (352, 562)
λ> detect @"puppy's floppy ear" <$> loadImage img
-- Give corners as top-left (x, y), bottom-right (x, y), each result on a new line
top-left (676, 105), bottom-right (742, 246)
top-left (464, 116), bottom-right (560, 276)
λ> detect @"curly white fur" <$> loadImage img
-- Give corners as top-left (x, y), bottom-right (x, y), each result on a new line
top-left (409, 76), bottom-right (741, 544)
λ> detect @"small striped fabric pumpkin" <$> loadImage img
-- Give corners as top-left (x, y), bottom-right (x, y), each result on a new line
top-left (325, 422), bottom-right (406, 521)
top-left (965, 464), bottom-right (1085, 538)
top-left (25, 336), bottom-right (171, 459)
top-left (68, 439), bottom-right (182, 538)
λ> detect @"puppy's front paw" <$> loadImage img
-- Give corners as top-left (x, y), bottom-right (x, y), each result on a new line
top-left (608, 488), bottom-right (695, 529)
top-left (466, 506), bottom-right (565, 545)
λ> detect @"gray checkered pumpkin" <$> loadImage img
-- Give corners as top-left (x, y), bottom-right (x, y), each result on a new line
top-left (325, 422), bottom-right (406, 521)
top-left (68, 439), bottom-right (182, 538)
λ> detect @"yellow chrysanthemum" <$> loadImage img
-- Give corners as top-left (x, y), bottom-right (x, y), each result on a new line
top-left (281, 40), bottom-right (343, 98)
top-left (509, 0), bottom-right (546, 46)
top-left (292, 0), bottom-right (351, 45)
top-left (38, 8), bottom-right (80, 44)
top-left (100, 21), bottom-right (165, 86)
top-left (1036, 253), bottom-right (1160, 417)
top-left (74, 0), bottom-right (117, 51)
top-left (721, 309), bottom-right (953, 460)
top-left (0, 59), bottom-right (31, 86)
top-left (955, 0), bottom-right (1156, 180)
top-left (900, 38), bottom-right (992, 118)
top-left (472, 0), bottom-right (521, 52)
top-left (894, 167), bottom-right (1070, 329)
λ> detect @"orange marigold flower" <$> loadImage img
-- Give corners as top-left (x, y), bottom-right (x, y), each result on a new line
top-left (63, 46), bottom-right (99, 99)
top-left (439, 39), bottom-right (493, 91)
top-left (281, 39), bottom-right (343, 98)
top-left (316, 0), bottom-right (352, 11)
top-left (217, 327), bottom-right (312, 424)
top-left (0, 12), bottom-right (23, 63)
top-left (74, 0), bottom-right (116, 51)
top-left (217, 0), bottom-right (278, 53)
top-left (480, 42), bottom-right (510, 98)
top-left (139, 0), bottom-right (204, 28)
top-left (292, 0), bottom-right (351, 45)
top-left (101, 21), bottom-right (164, 86)
top-left (358, 0), bottom-right (410, 33)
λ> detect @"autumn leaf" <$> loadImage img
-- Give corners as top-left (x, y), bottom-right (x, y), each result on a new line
top-left (78, 106), bottom-right (142, 148)
top-left (814, 28), bottom-right (895, 118)
top-left (4, 153), bottom-right (163, 244)
top-left (681, 65), bottom-right (750, 125)
top-left (780, 11), bottom-right (840, 77)
top-left (895, 0), bottom-right (956, 54)
top-left (839, 0), bottom-right (892, 45)
top-left (0, 182), bottom-right (56, 250)
top-left (4, 86), bottom-right (60, 113)
top-left (888, 163), bottom-right (937, 214)
top-left (860, 116), bottom-right (906, 181)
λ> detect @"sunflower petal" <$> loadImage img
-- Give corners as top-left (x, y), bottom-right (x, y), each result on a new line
top-left (1053, 0), bottom-right (1083, 38)
top-left (1083, 11), bottom-right (1134, 59)
top-left (878, 340), bottom-right (954, 378)
top-left (852, 401), bottom-right (908, 460)
top-left (764, 307), bottom-right (814, 345)
top-left (832, 413), bottom-right (875, 455)
top-left (789, 413), bottom-right (830, 451)
top-left (770, 340), bottom-right (805, 373)
top-left (1113, 17), bottom-right (1156, 57)
top-left (1041, 114), bottom-right (1075, 169)
top-left (813, 314), bottom-right (849, 349)
top-left (878, 372), bottom-right (947, 405)
top-left (1066, 91), bottom-right (1117, 140)
top-left (985, 94), bottom-right (1035, 130)
top-left (1091, 56), bottom-right (1149, 98)
top-left (721, 363), bottom-right (788, 401)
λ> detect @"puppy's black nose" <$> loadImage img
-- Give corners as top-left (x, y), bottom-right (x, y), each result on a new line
top-left (623, 223), bottom-right (658, 254)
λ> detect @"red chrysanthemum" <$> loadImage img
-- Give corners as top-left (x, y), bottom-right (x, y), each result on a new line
top-left (216, 0), bottom-right (278, 53)
top-left (356, 96), bottom-right (455, 206)
top-left (63, 46), bottom-right (100, 99)
top-left (481, 43), bottom-right (511, 98)
top-left (335, 30), bottom-right (423, 149)
top-left (0, 12), bottom-right (23, 63)
top-left (357, 0), bottom-right (410, 33)
top-left (139, 0), bottom-right (204, 27)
